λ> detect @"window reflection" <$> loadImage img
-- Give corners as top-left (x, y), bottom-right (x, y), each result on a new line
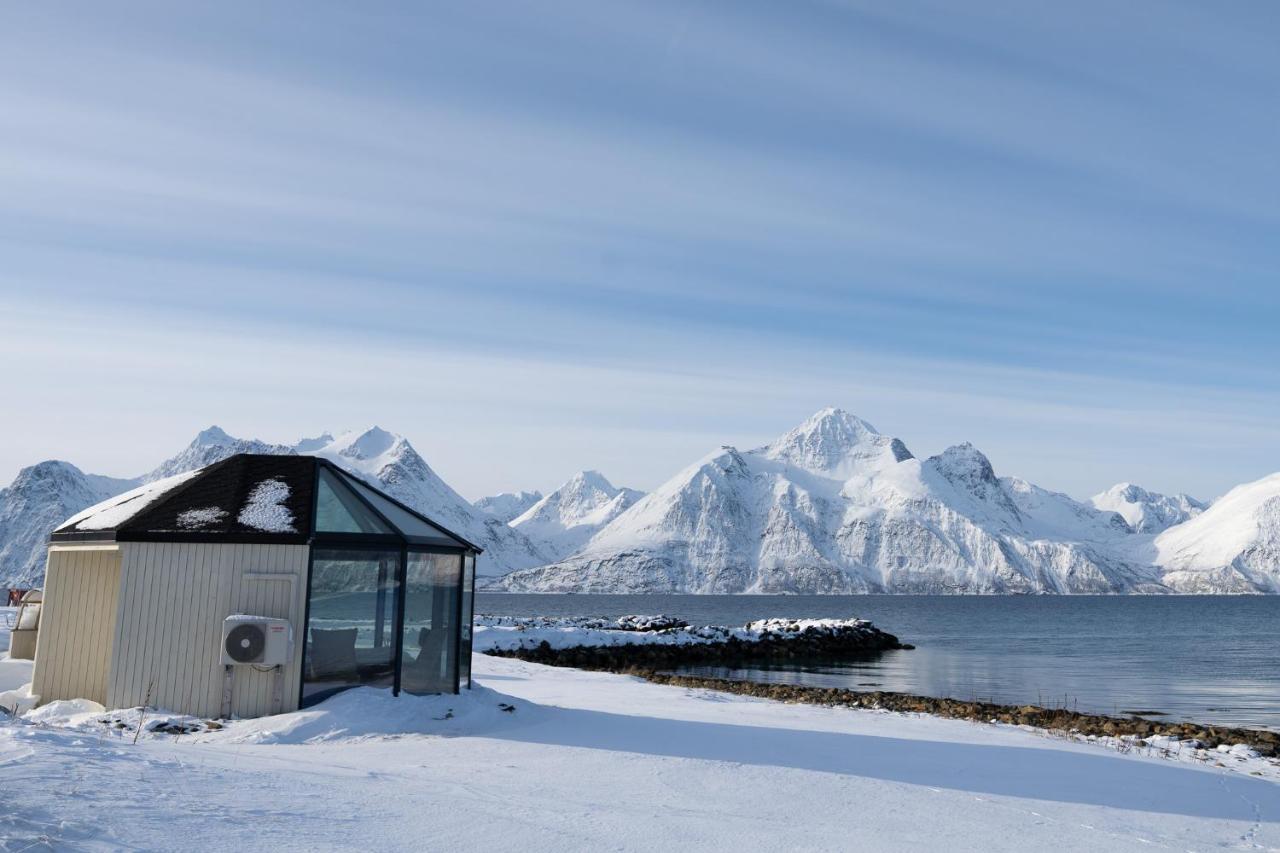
top-left (314, 468), bottom-right (394, 534)
top-left (400, 553), bottom-right (462, 694)
top-left (303, 549), bottom-right (400, 704)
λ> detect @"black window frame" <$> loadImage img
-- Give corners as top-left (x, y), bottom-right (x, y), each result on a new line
top-left (299, 459), bottom-right (481, 709)
top-left (458, 553), bottom-right (477, 690)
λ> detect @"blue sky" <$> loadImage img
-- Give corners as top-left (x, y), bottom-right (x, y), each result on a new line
top-left (1, 0), bottom-right (1277, 501)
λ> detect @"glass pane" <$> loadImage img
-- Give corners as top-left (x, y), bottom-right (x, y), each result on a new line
top-left (400, 553), bottom-right (462, 694)
top-left (337, 470), bottom-right (464, 544)
top-left (315, 468), bottom-right (394, 534)
top-left (459, 554), bottom-right (475, 689)
top-left (302, 549), bottom-right (400, 705)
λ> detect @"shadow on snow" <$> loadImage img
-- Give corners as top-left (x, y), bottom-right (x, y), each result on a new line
top-left (490, 704), bottom-right (1279, 822)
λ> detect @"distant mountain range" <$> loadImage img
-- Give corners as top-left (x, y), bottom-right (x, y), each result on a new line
top-left (489, 409), bottom-right (1280, 595)
top-left (0, 426), bottom-right (549, 587)
top-left (3, 409), bottom-right (1278, 593)
top-left (505, 471), bottom-right (645, 565)
top-left (474, 490), bottom-right (544, 524)
top-left (1089, 483), bottom-right (1206, 534)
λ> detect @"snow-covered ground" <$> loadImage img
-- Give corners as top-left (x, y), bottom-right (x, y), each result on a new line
top-left (2, 629), bottom-right (1277, 852)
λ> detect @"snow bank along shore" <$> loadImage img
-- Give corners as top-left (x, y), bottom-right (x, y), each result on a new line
top-left (3, 609), bottom-right (1280, 851)
top-left (474, 613), bottom-right (910, 667)
top-left (474, 613), bottom-right (1280, 758)
top-left (3, 653), bottom-right (1279, 852)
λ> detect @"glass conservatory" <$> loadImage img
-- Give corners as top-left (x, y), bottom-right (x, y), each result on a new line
top-left (40, 452), bottom-right (481, 720)
top-left (301, 463), bottom-right (479, 707)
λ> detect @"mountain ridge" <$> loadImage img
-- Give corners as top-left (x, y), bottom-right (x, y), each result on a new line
top-left (474, 491), bottom-right (544, 524)
top-left (494, 408), bottom-right (1277, 595)
top-left (1090, 482), bottom-right (1208, 534)
top-left (3, 409), bottom-right (1277, 593)
top-left (0, 425), bottom-right (549, 585)
top-left (508, 470), bottom-right (645, 564)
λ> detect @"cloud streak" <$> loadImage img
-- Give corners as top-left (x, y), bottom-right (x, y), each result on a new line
top-left (0, 0), bottom-right (1276, 500)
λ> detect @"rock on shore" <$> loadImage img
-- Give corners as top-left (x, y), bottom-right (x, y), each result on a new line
top-left (476, 614), bottom-right (908, 669)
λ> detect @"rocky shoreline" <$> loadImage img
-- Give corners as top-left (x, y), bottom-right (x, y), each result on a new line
top-left (632, 673), bottom-right (1280, 757)
top-left (480, 618), bottom-right (910, 668)
top-left (482, 623), bottom-right (1278, 757)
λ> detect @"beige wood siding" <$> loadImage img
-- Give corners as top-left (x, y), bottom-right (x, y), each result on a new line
top-left (106, 542), bottom-right (308, 719)
top-left (31, 546), bottom-right (122, 705)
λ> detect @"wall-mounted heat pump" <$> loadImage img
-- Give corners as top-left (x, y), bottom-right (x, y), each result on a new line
top-left (220, 615), bottom-right (292, 666)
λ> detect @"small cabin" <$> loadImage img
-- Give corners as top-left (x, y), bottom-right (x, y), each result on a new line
top-left (31, 453), bottom-right (481, 719)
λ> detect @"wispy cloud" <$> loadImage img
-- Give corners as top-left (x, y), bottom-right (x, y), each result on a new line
top-left (0, 0), bottom-right (1276, 499)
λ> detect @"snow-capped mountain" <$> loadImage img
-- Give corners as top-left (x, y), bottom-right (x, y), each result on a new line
top-left (509, 471), bottom-right (644, 563)
top-left (1090, 483), bottom-right (1207, 534)
top-left (0, 427), bottom-right (294, 587)
top-left (143, 426), bottom-right (296, 482)
top-left (0, 425), bottom-right (548, 586)
top-left (493, 409), bottom-right (1171, 594)
top-left (301, 427), bottom-right (548, 576)
top-left (0, 462), bottom-right (139, 587)
top-left (474, 491), bottom-right (544, 524)
top-left (1148, 473), bottom-right (1280, 593)
top-left (4, 410), bottom-right (1278, 593)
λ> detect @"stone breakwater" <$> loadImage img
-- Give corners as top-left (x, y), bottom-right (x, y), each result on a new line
top-left (479, 615), bottom-right (1277, 757)
top-left (480, 619), bottom-right (909, 669)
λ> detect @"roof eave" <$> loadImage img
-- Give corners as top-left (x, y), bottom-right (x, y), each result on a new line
top-left (48, 530), bottom-right (119, 544)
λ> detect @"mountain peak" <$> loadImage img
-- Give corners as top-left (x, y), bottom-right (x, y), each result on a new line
top-left (1099, 482), bottom-right (1147, 501)
top-left (510, 469), bottom-right (646, 563)
top-left (760, 408), bottom-right (913, 475)
top-left (144, 429), bottom-right (294, 484)
top-left (336, 426), bottom-right (400, 461)
top-left (806, 407), bottom-right (879, 435)
top-left (193, 426), bottom-right (234, 447)
top-left (22, 459), bottom-right (84, 479)
top-left (930, 442), bottom-right (997, 483)
top-left (921, 442), bottom-right (1019, 521)
top-left (473, 490), bottom-right (544, 523)
top-left (566, 470), bottom-right (614, 491)
top-left (1091, 482), bottom-right (1208, 534)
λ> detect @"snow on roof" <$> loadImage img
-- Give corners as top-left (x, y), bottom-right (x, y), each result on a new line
top-left (50, 453), bottom-right (475, 547)
top-left (61, 469), bottom-right (204, 531)
top-left (236, 479), bottom-right (296, 533)
top-left (176, 507), bottom-right (229, 530)
top-left (51, 455), bottom-right (315, 540)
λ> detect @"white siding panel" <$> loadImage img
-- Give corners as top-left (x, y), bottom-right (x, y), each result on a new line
top-left (31, 547), bottom-right (122, 705)
top-left (105, 542), bottom-right (308, 718)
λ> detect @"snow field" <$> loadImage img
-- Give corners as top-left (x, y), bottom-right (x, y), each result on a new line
top-left (1, 643), bottom-right (1278, 852)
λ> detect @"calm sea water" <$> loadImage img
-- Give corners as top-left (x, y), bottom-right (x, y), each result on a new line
top-left (476, 594), bottom-right (1280, 731)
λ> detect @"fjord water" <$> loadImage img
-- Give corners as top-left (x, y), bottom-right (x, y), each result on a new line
top-left (477, 594), bottom-right (1280, 731)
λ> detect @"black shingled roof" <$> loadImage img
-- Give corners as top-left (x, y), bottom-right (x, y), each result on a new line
top-left (50, 454), bottom-right (480, 551)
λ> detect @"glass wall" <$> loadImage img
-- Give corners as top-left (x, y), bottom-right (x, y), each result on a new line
top-left (459, 554), bottom-right (476, 689)
top-left (340, 474), bottom-right (459, 543)
top-left (300, 463), bottom-right (479, 707)
top-left (315, 468), bottom-right (395, 534)
top-left (399, 552), bottom-right (462, 694)
top-left (302, 548), bottom-right (401, 705)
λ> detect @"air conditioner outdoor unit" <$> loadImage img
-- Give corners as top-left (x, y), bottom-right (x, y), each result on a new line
top-left (221, 615), bottom-right (292, 666)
